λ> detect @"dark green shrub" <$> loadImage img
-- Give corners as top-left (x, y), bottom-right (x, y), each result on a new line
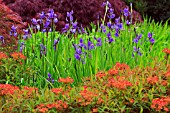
top-left (124, 0), bottom-right (170, 24)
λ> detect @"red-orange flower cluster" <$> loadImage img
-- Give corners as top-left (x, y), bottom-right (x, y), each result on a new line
top-left (78, 88), bottom-right (102, 106)
top-left (146, 76), bottom-right (159, 85)
top-left (51, 88), bottom-right (63, 95)
top-left (108, 69), bottom-right (119, 75)
top-left (162, 48), bottom-right (170, 54)
top-left (10, 52), bottom-right (26, 60)
top-left (115, 62), bottom-right (130, 71)
top-left (151, 97), bottom-right (170, 112)
top-left (108, 77), bottom-right (132, 90)
top-left (0, 52), bottom-right (8, 60)
top-left (95, 71), bottom-right (107, 78)
top-left (36, 100), bottom-right (68, 113)
top-left (58, 77), bottom-right (74, 84)
top-left (0, 84), bottom-right (19, 96)
top-left (164, 68), bottom-right (170, 78)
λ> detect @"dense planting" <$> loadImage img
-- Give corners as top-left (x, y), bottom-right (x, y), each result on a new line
top-left (0, 1), bottom-right (170, 113)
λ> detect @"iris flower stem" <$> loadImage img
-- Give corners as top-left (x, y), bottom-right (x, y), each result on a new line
top-left (103, 2), bottom-right (109, 25)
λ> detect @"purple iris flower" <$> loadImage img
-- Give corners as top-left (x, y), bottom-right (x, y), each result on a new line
top-left (70, 22), bottom-right (78, 33)
top-left (53, 38), bottom-right (60, 51)
top-left (0, 35), bottom-right (5, 44)
top-left (148, 32), bottom-right (155, 44)
top-left (107, 8), bottom-right (115, 19)
top-left (148, 32), bottom-right (152, 38)
top-left (100, 24), bottom-right (106, 33)
top-left (44, 19), bottom-right (51, 29)
top-left (117, 23), bottom-right (123, 30)
top-left (108, 38), bottom-right (114, 43)
top-left (47, 73), bottom-right (54, 84)
top-left (87, 40), bottom-right (95, 50)
top-left (123, 8), bottom-right (129, 17)
top-left (133, 38), bottom-right (139, 43)
top-left (47, 9), bottom-right (57, 19)
top-left (40, 43), bottom-right (47, 56)
top-left (102, 1), bottom-right (111, 8)
top-left (74, 53), bottom-right (81, 60)
top-left (115, 30), bottom-right (119, 37)
top-left (19, 42), bottom-right (25, 52)
top-left (76, 48), bottom-right (82, 54)
top-left (126, 20), bottom-right (131, 25)
top-left (78, 24), bottom-right (86, 34)
top-left (9, 25), bottom-right (18, 37)
top-left (31, 18), bottom-right (38, 25)
top-left (107, 32), bottom-right (114, 43)
top-left (132, 46), bottom-right (142, 57)
top-left (94, 37), bottom-right (102, 46)
top-left (115, 17), bottom-right (120, 24)
top-left (107, 22), bottom-right (112, 29)
top-left (62, 23), bottom-right (70, 33)
top-left (107, 32), bottom-right (112, 38)
top-left (150, 38), bottom-right (155, 44)
top-left (133, 34), bottom-right (142, 43)
top-left (39, 11), bottom-right (46, 19)
top-left (66, 10), bottom-right (74, 22)
top-left (23, 29), bottom-right (32, 39)
top-left (137, 34), bottom-right (142, 40)
top-left (79, 38), bottom-right (87, 49)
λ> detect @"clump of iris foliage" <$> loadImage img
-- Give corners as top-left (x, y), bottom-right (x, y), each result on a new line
top-left (0, 1), bottom-right (170, 112)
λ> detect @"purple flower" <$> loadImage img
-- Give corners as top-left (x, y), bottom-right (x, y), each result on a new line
top-left (150, 38), bottom-right (155, 44)
top-left (70, 28), bottom-right (76, 33)
top-left (107, 22), bottom-right (112, 28)
top-left (100, 24), bottom-right (107, 33)
top-left (107, 32), bottom-right (112, 38)
top-left (133, 34), bottom-right (142, 43)
top-left (148, 32), bottom-right (152, 38)
top-left (115, 17), bottom-right (120, 24)
top-left (47, 73), bottom-right (54, 84)
top-left (108, 37), bottom-right (114, 43)
top-left (47, 9), bottom-right (57, 19)
top-left (54, 18), bottom-right (58, 23)
top-left (9, 25), bottom-right (18, 37)
top-left (44, 19), bottom-right (51, 28)
top-left (78, 24), bottom-right (86, 34)
top-left (39, 11), bottom-right (46, 19)
top-left (70, 22), bottom-right (78, 33)
top-left (115, 31), bottom-right (119, 37)
top-left (107, 32), bottom-right (114, 43)
top-left (66, 10), bottom-right (74, 22)
top-left (126, 20), bottom-right (131, 25)
top-left (79, 38), bottom-right (87, 49)
top-left (40, 43), bottom-right (47, 56)
top-left (138, 51), bottom-right (142, 56)
top-left (148, 32), bottom-right (155, 44)
top-left (117, 23), bottom-right (123, 30)
top-left (0, 35), bottom-right (5, 44)
top-left (102, 1), bottom-right (111, 8)
top-left (19, 42), bottom-right (25, 52)
top-left (107, 8), bottom-right (115, 19)
top-left (133, 46), bottom-right (142, 57)
top-left (76, 48), bottom-right (82, 54)
top-left (74, 53), bottom-right (81, 60)
top-left (133, 38), bottom-right (139, 43)
top-left (137, 34), bottom-right (142, 40)
top-left (31, 18), bottom-right (38, 25)
top-left (62, 23), bottom-right (70, 33)
top-left (94, 37), bottom-right (102, 46)
top-left (123, 8), bottom-right (129, 17)
top-left (53, 38), bottom-right (60, 51)
top-left (87, 40), bottom-right (95, 50)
